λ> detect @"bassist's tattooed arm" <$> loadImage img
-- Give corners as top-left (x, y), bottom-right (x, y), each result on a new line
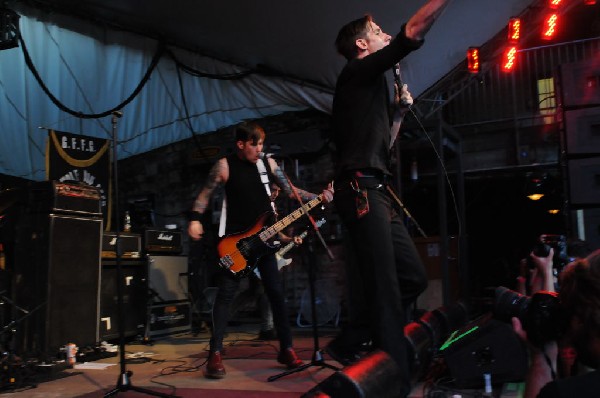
top-left (192, 158), bottom-right (227, 214)
top-left (189, 158), bottom-right (228, 240)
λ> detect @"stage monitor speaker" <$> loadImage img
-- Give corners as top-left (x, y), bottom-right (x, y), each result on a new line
top-left (302, 350), bottom-right (404, 398)
top-left (564, 108), bottom-right (600, 155)
top-left (99, 259), bottom-right (148, 341)
top-left (560, 60), bottom-right (600, 108)
top-left (13, 213), bottom-right (102, 360)
top-left (441, 318), bottom-right (527, 388)
top-left (567, 158), bottom-right (600, 207)
top-left (147, 255), bottom-right (188, 303)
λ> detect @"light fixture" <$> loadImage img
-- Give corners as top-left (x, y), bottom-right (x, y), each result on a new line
top-left (541, 13), bottom-right (559, 40)
top-left (508, 18), bottom-right (521, 43)
top-left (548, 0), bottom-right (563, 8)
top-left (467, 47), bottom-right (481, 74)
top-left (502, 46), bottom-right (518, 72)
top-left (525, 173), bottom-right (547, 201)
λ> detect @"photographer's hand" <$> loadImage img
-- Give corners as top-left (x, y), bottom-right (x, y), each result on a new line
top-left (512, 317), bottom-right (558, 398)
top-left (529, 247), bottom-right (555, 293)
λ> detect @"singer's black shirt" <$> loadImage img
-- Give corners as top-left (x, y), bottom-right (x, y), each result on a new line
top-left (331, 25), bottom-right (423, 177)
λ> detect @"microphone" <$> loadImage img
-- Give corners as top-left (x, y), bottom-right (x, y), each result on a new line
top-left (259, 152), bottom-right (276, 160)
top-left (392, 63), bottom-right (403, 86)
top-left (392, 63), bottom-right (412, 108)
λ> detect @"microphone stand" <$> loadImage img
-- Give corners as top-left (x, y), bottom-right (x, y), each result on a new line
top-left (267, 172), bottom-right (339, 382)
top-left (103, 111), bottom-right (175, 398)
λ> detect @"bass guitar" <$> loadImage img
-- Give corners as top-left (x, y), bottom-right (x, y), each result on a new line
top-left (217, 194), bottom-right (323, 277)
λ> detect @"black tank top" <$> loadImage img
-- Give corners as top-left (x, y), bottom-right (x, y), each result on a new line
top-left (224, 154), bottom-right (273, 235)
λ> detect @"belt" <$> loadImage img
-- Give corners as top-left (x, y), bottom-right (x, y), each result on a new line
top-left (335, 169), bottom-right (391, 190)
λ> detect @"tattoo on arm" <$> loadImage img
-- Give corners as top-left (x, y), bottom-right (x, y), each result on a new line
top-left (274, 167), bottom-right (293, 196)
top-left (192, 161), bottom-right (223, 213)
top-left (273, 167), bottom-right (316, 202)
top-left (294, 188), bottom-right (317, 202)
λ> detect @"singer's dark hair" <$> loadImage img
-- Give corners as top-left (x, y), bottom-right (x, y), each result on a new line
top-left (234, 121), bottom-right (265, 145)
top-left (335, 14), bottom-right (373, 60)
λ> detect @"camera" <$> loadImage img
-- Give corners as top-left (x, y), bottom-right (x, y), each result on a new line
top-left (528, 234), bottom-right (569, 272)
top-left (493, 286), bottom-right (567, 347)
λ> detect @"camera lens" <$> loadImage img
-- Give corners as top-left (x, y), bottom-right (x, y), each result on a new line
top-left (493, 286), bottom-right (565, 347)
top-left (493, 286), bottom-right (530, 323)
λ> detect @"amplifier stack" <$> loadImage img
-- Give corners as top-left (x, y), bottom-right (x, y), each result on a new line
top-left (145, 229), bottom-right (190, 337)
top-left (13, 181), bottom-right (103, 360)
top-left (99, 228), bottom-right (190, 341)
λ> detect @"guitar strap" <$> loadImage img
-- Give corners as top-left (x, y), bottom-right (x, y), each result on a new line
top-left (218, 196), bottom-right (227, 237)
top-left (218, 158), bottom-right (276, 237)
top-left (256, 158), bottom-right (277, 214)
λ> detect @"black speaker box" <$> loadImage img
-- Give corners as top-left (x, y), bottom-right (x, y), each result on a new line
top-left (147, 255), bottom-right (188, 302)
top-left (560, 60), bottom-right (600, 108)
top-left (101, 232), bottom-right (141, 258)
top-left (14, 213), bottom-right (102, 360)
top-left (567, 158), bottom-right (600, 207)
top-left (99, 259), bottom-right (148, 341)
top-left (564, 107), bottom-right (600, 155)
top-left (441, 317), bottom-right (527, 388)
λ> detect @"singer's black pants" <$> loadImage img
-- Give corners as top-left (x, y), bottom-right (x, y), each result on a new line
top-left (333, 174), bottom-right (428, 395)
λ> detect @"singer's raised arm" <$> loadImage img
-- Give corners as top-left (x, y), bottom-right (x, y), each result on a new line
top-left (405, 0), bottom-right (451, 41)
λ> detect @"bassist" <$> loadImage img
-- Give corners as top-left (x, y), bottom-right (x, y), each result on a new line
top-left (187, 121), bottom-right (333, 379)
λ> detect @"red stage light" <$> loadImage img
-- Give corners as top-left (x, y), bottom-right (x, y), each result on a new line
top-left (467, 47), bottom-right (480, 73)
top-left (583, 0), bottom-right (596, 4)
top-left (502, 46), bottom-right (518, 72)
top-left (542, 13), bottom-right (559, 40)
top-left (548, 0), bottom-right (563, 8)
top-left (508, 17), bottom-right (521, 42)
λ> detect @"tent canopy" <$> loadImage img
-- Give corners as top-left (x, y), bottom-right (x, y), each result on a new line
top-left (0, 0), bottom-right (535, 180)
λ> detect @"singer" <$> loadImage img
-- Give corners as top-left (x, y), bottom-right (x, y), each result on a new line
top-left (187, 121), bottom-right (333, 379)
top-left (327, 1), bottom-right (450, 396)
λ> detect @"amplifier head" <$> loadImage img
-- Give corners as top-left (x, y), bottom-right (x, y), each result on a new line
top-left (144, 229), bottom-right (182, 254)
top-left (101, 232), bottom-right (142, 259)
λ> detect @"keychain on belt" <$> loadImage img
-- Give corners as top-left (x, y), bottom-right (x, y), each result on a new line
top-left (351, 180), bottom-right (369, 218)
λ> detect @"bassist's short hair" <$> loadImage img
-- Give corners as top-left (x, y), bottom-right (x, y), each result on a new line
top-left (234, 121), bottom-right (265, 145)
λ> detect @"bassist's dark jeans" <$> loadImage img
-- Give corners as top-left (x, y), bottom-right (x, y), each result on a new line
top-left (333, 179), bottom-right (428, 396)
top-left (210, 253), bottom-right (292, 352)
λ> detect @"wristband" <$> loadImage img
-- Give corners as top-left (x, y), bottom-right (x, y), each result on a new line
top-left (189, 211), bottom-right (203, 222)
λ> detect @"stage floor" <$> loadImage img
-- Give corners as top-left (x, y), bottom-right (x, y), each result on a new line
top-left (1, 324), bottom-right (523, 398)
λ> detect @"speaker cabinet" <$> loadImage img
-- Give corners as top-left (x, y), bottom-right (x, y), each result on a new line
top-left (564, 108), bottom-right (600, 155)
top-left (14, 213), bottom-right (102, 359)
top-left (147, 255), bottom-right (188, 302)
top-left (560, 60), bottom-right (600, 108)
top-left (567, 158), bottom-right (600, 207)
top-left (99, 259), bottom-right (148, 341)
top-left (442, 318), bottom-right (527, 388)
